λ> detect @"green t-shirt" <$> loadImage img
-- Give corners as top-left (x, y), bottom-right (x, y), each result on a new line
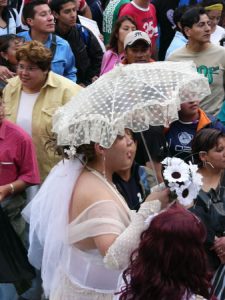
top-left (167, 44), bottom-right (225, 116)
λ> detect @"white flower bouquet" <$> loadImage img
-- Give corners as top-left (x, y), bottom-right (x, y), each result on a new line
top-left (162, 157), bottom-right (203, 206)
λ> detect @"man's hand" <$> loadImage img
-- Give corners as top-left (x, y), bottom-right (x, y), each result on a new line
top-left (0, 185), bottom-right (11, 202)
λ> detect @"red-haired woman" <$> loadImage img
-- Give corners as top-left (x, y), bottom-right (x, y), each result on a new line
top-left (117, 204), bottom-right (214, 300)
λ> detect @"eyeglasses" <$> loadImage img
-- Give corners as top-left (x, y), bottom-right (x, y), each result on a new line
top-left (17, 64), bottom-right (40, 72)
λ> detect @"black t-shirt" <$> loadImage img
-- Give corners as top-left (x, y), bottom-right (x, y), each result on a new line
top-left (152, 0), bottom-right (200, 60)
top-left (166, 120), bottom-right (198, 161)
top-left (152, 0), bottom-right (179, 61)
top-left (113, 163), bottom-right (144, 211)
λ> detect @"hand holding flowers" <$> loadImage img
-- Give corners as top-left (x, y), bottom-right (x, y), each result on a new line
top-left (162, 157), bottom-right (203, 207)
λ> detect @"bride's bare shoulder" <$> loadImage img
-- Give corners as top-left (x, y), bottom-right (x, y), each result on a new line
top-left (70, 171), bottom-right (111, 216)
top-left (76, 171), bottom-right (104, 194)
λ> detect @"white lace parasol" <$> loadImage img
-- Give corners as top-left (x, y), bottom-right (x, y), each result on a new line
top-left (52, 61), bottom-right (210, 148)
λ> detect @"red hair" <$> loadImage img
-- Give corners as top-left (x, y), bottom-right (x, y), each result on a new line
top-left (119, 203), bottom-right (212, 300)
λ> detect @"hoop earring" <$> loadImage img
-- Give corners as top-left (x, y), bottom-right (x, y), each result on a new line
top-left (102, 154), bottom-right (106, 179)
top-left (205, 161), bottom-right (214, 169)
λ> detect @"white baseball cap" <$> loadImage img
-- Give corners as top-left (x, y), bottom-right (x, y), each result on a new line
top-left (124, 30), bottom-right (151, 49)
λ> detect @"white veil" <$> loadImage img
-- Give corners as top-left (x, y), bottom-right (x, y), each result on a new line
top-left (22, 158), bottom-right (84, 297)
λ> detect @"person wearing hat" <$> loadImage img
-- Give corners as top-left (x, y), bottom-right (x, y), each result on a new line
top-left (123, 30), bottom-right (154, 64)
top-left (121, 30), bottom-right (167, 184)
top-left (118, 0), bottom-right (158, 55)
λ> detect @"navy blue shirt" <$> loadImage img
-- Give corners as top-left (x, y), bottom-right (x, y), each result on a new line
top-left (166, 115), bottom-right (225, 160)
top-left (166, 120), bottom-right (198, 160)
top-left (113, 163), bottom-right (150, 211)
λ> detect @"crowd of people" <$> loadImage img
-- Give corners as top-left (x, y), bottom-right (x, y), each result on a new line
top-left (1, 0), bottom-right (225, 299)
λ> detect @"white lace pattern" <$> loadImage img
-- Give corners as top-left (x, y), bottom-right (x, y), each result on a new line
top-left (52, 62), bottom-right (210, 149)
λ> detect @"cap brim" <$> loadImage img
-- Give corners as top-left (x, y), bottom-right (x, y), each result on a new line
top-left (125, 38), bottom-right (151, 48)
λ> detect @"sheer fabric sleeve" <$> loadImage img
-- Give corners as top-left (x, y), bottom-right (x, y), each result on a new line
top-left (68, 200), bottom-right (131, 244)
top-left (104, 200), bottom-right (161, 270)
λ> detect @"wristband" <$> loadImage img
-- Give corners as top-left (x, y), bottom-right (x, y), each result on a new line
top-left (9, 183), bottom-right (15, 194)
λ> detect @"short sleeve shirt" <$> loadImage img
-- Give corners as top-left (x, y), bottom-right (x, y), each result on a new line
top-left (166, 120), bottom-right (198, 160)
top-left (0, 119), bottom-right (40, 185)
top-left (119, 1), bottom-right (158, 47)
top-left (167, 44), bottom-right (225, 116)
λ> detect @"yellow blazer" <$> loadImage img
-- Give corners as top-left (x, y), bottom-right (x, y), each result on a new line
top-left (4, 71), bottom-right (81, 181)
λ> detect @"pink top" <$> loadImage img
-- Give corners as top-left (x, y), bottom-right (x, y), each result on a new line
top-left (0, 119), bottom-right (40, 185)
top-left (100, 50), bottom-right (124, 75)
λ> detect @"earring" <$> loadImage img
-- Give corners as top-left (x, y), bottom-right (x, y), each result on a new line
top-left (203, 160), bottom-right (214, 168)
top-left (102, 154), bottom-right (106, 179)
top-left (205, 161), bottom-right (214, 169)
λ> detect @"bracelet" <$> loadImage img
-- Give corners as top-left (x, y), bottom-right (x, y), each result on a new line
top-left (9, 183), bottom-right (15, 194)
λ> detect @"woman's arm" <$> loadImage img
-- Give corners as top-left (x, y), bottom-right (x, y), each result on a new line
top-left (103, 200), bottom-right (161, 269)
top-left (103, 189), bottom-right (170, 269)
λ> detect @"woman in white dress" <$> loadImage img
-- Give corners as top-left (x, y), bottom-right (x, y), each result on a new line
top-left (25, 129), bottom-right (169, 300)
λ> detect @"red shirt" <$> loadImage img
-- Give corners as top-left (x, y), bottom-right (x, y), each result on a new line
top-left (119, 1), bottom-right (158, 47)
top-left (77, 0), bottom-right (87, 11)
top-left (0, 119), bottom-right (40, 186)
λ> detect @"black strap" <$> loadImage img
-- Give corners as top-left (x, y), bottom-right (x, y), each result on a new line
top-left (50, 34), bottom-right (57, 59)
top-left (9, 7), bottom-right (16, 23)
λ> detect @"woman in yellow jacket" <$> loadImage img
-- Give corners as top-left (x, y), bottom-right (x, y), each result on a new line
top-left (3, 40), bottom-right (81, 181)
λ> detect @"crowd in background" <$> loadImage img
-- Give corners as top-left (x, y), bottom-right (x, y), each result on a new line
top-left (1, 0), bottom-right (225, 299)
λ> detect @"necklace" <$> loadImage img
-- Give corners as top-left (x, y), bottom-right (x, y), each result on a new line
top-left (85, 165), bottom-right (129, 210)
top-left (85, 165), bottom-right (117, 190)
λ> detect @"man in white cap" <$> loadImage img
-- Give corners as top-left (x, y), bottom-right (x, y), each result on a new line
top-left (122, 30), bottom-right (167, 184)
top-left (123, 30), bottom-right (154, 64)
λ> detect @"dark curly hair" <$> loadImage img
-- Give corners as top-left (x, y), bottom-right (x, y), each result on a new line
top-left (119, 203), bottom-right (212, 300)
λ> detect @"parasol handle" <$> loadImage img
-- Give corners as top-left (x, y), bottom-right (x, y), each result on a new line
top-left (140, 132), bottom-right (160, 187)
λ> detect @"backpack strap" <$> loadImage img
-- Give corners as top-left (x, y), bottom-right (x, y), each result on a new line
top-left (50, 34), bottom-right (57, 59)
top-left (76, 24), bottom-right (90, 46)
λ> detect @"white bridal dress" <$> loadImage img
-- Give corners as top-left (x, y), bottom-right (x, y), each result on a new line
top-left (22, 158), bottom-right (161, 300)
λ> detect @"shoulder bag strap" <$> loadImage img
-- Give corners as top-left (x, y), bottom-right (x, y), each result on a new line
top-left (50, 34), bottom-right (57, 59)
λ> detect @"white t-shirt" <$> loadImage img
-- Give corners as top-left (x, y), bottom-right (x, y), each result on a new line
top-left (211, 25), bottom-right (225, 45)
top-left (16, 91), bottom-right (40, 136)
top-left (0, 8), bottom-right (21, 35)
